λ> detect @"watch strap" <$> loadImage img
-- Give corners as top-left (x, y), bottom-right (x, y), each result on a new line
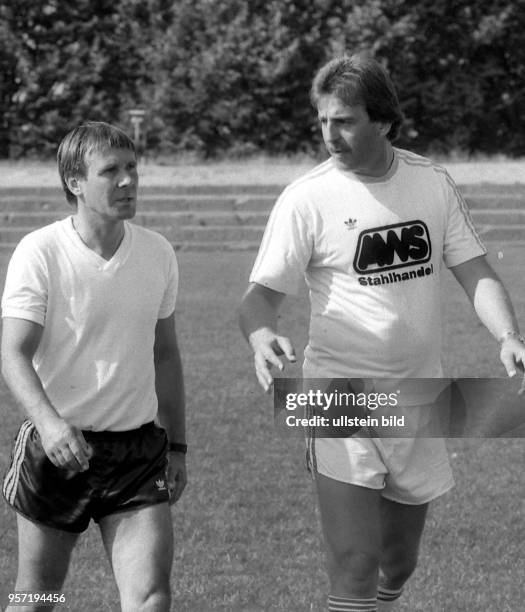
top-left (168, 442), bottom-right (187, 454)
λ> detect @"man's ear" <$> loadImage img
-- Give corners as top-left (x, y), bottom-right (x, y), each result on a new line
top-left (376, 121), bottom-right (392, 137)
top-left (66, 175), bottom-right (82, 197)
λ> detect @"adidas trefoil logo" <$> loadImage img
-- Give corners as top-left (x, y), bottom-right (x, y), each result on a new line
top-left (344, 218), bottom-right (357, 230)
top-left (155, 478), bottom-right (167, 491)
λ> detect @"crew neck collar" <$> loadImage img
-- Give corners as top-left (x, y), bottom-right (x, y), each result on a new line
top-left (335, 148), bottom-right (399, 184)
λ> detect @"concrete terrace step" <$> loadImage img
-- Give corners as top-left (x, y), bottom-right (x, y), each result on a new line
top-left (0, 240), bottom-right (263, 254)
top-left (0, 194), bottom-right (524, 215)
top-left (0, 225), bottom-right (266, 244)
top-left (461, 195), bottom-right (525, 209)
top-left (1, 209), bottom-right (523, 237)
top-left (0, 210), bottom-right (271, 227)
top-left (1, 223), bottom-right (524, 248)
top-left (0, 195), bottom-right (277, 213)
top-left (0, 182), bottom-right (524, 197)
top-left (0, 208), bottom-right (525, 233)
top-left (470, 210), bottom-right (525, 224)
top-left (0, 183), bottom-right (524, 250)
top-left (0, 181), bottom-right (524, 197)
top-left (476, 225), bottom-right (525, 241)
top-left (1, 209), bottom-right (522, 230)
top-left (0, 184), bottom-right (284, 197)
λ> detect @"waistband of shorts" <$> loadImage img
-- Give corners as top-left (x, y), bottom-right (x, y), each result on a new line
top-left (81, 421), bottom-right (158, 439)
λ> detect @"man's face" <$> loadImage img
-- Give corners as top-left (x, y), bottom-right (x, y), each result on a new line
top-left (72, 147), bottom-right (138, 221)
top-left (317, 95), bottom-right (391, 177)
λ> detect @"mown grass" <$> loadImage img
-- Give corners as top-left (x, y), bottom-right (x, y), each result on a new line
top-left (0, 246), bottom-right (524, 612)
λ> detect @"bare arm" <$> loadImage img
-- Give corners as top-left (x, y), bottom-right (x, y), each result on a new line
top-left (154, 313), bottom-right (187, 503)
top-left (451, 255), bottom-right (525, 378)
top-left (1, 317), bottom-right (93, 470)
top-left (239, 282), bottom-right (296, 392)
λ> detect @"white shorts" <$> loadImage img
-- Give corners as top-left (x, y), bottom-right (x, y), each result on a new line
top-left (306, 405), bottom-right (454, 505)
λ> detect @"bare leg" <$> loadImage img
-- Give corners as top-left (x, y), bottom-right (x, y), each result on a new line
top-left (316, 473), bottom-right (382, 598)
top-left (99, 503), bottom-right (174, 612)
top-left (6, 513), bottom-right (79, 612)
top-left (379, 497), bottom-right (428, 589)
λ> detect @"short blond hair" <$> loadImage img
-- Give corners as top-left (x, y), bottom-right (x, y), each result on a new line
top-left (57, 121), bottom-right (135, 205)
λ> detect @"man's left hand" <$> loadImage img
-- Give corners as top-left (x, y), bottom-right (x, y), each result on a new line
top-left (166, 452), bottom-right (187, 505)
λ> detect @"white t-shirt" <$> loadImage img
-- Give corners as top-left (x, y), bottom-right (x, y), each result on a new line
top-left (1, 217), bottom-right (178, 431)
top-left (250, 148), bottom-right (486, 400)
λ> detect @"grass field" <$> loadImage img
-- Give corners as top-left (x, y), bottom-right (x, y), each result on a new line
top-left (0, 246), bottom-right (524, 612)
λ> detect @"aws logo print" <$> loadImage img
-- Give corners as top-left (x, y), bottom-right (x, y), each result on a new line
top-left (353, 220), bottom-right (432, 274)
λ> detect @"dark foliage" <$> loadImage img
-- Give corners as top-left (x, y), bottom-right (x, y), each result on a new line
top-left (1, 0), bottom-right (524, 158)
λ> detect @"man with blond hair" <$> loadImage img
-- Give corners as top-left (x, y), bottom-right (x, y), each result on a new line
top-left (2, 121), bottom-right (187, 611)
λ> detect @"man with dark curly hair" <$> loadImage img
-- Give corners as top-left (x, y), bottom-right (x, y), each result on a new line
top-left (240, 54), bottom-right (525, 612)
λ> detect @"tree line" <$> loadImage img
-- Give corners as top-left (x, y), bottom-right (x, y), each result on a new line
top-left (1, 0), bottom-right (524, 158)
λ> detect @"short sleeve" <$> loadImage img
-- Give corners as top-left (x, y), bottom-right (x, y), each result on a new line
top-left (157, 244), bottom-right (178, 319)
top-left (442, 173), bottom-right (487, 268)
top-left (1, 237), bottom-right (48, 326)
top-left (249, 189), bottom-right (313, 295)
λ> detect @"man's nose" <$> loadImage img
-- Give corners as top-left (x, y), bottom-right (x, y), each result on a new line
top-left (118, 170), bottom-right (135, 187)
top-left (325, 120), bottom-right (340, 140)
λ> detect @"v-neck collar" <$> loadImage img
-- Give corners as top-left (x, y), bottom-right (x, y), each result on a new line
top-left (64, 216), bottom-right (132, 271)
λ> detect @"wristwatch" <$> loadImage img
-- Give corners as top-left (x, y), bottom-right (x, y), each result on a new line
top-left (168, 442), bottom-right (188, 454)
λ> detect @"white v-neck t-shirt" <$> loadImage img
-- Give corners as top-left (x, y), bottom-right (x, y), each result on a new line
top-left (2, 217), bottom-right (178, 431)
top-left (250, 149), bottom-right (486, 400)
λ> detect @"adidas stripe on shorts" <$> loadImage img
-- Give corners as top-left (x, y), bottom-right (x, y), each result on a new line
top-left (3, 420), bottom-right (170, 532)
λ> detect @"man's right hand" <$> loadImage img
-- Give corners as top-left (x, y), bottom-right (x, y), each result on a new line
top-left (249, 327), bottom-right (296, 392)
top-left (1, 317), bottom-right (93, 472)
top-left (38, 418), bottom-right (94, 472)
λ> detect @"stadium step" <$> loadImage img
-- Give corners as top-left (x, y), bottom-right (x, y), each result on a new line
top-left (0, 240), bottom-right (262, 254)
top-left (0, 210), bottom-right (270, 227)
top-left (0, 183), bottom-right (523, 251)
top-left (2, 209), bottom-right (523, 230)
top-left (0, 195), bottom-right (276, 213)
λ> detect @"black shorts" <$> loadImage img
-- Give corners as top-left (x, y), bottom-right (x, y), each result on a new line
top-left (2, 420), bottom-right (170, 533)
